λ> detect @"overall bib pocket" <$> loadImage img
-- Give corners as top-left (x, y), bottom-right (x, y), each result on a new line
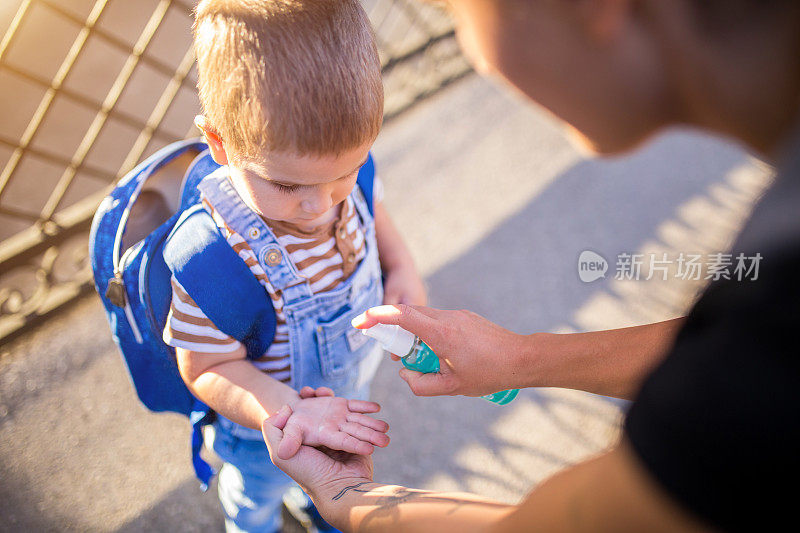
top-left (315, 308), bottom-right (372, 378)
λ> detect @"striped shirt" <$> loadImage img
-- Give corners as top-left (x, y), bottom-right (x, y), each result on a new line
top-left (163, 181), bottom-right (381, 382)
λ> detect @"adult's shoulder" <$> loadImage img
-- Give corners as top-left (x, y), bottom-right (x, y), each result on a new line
top-left (624, 138), bottom-right (800, 531)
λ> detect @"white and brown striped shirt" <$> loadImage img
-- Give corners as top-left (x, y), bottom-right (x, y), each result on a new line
top-left (163, 182), bottom-right (381, 382)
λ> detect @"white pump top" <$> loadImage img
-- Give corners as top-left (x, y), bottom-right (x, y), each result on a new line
top-left (356, 322), bottom-right (416, 357)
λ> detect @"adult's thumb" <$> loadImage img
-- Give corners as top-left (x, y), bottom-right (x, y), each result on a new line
top-left (261, 406), bottom-right (291, 458)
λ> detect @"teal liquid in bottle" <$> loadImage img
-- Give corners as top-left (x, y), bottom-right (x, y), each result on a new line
top-left (481, 388), bottom-right (520, 405)
top-left (360, 323), bottom-right (519, 405)
top-left (401, 339), bottom-right (441, 374)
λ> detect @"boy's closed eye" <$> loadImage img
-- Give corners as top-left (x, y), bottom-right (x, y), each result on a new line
top-left (271, 181), bottom-right (302, 194)
top-left (268, 165), bottom-right (363, 195)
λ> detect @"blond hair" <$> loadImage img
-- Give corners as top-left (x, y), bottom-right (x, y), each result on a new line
top-left (193, 0), bottom-right (383, 160)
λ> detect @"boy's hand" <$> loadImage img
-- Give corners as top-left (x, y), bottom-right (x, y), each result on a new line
top-left (382, 265), bottom-right (427, 307)
top-left (276, 396), bottom-right (389, 460)
top-left (298, 386), bottom-right (335, 399)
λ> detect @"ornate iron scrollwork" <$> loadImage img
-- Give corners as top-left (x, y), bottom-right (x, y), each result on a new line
top-left (0, 0), bottom-right (468, 345)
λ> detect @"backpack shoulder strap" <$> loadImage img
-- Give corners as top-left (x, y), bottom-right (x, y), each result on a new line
top-left (162, 204), bottom-right (276, 357)
top-left (356, 152), bottom-right (376, 216)
top-left (179, 149), bottom-right (221, 210)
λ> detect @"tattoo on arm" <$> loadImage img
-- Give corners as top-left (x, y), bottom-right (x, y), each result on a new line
top-left (374, 488), bottom-right (420, 509)
top-left (359, 488), bottom-right (509, 528)
top-left (332, 482), bottom-right (374, 501)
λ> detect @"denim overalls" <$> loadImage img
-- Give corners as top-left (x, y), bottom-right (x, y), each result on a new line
top-left (197, 171), bottom-right (384, 532)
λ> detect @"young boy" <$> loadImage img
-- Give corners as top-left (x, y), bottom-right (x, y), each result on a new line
top-left (163, 1), bottom-right (426, 531)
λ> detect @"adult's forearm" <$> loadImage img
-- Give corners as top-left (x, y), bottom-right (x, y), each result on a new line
top-left (298, 443), bottom-right (707, 533)
top-left (313, 479), bottom-right (512, 533)
top-left (520, 318), bottom-right (685, 400)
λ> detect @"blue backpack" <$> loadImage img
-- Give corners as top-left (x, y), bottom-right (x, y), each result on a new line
top-left (89, 138), bottom-right (375, 488)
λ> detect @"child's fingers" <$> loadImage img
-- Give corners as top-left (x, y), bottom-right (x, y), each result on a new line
top-left (346, 399), bottom-right (381, 413)
top-left (298, 386), bottom-right (316, 399)
top-left (339, 422), bottom-right (390, 448)
top-left (346, 412), bottom-right (389, 433)
top-left (299, 386), bottom-right (334, 399)
top-left (277, 422), bottom-right (304, 460)
top-left (325, 432), bottom-right (374, 456)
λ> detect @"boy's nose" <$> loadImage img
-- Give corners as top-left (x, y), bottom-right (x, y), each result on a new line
top-left (301, 192), bottom-right (333, 216)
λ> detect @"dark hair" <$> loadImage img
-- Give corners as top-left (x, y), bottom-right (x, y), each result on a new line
top-left (692, 0), bottom-right (800, 33)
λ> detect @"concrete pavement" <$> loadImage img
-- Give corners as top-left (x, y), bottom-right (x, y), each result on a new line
top-left (0, 74), bottom-right (771, 531)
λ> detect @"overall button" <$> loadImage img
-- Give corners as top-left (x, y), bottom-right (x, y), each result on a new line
top-left (338, 228), bottom-right (348, 239)
top-left (263, 247), bottom-right (282, 266)
top-left (346, 253), bottom-right (356, 264)
top-left (248, 227), bottom-right (260, 239)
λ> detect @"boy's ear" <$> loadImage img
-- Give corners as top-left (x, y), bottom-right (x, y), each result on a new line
top-left (194, 115), bottom-right (229, 165)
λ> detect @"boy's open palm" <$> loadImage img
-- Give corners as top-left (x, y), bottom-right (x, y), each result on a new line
top-left (275, 396), bottom-right (389, 460)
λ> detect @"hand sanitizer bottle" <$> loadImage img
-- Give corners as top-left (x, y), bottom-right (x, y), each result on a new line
top-left (359, 323), bottom-right (519, 405)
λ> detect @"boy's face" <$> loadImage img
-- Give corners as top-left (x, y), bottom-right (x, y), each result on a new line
top-left (226, 141), bottom-right (373, 229)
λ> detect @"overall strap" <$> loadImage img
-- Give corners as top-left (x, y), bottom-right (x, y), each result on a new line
top-left (197, 172), bottom-right (313, 300)
top-left (163, 203), bottom-right (276, 357)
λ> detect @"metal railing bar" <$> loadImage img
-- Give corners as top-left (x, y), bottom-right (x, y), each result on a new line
top-left (118, 46), bottom-right (196, 178)
top-left (90, 33), bottom-right (195, 87)
top-left (381, 29), bottom-right (455, 74)
top-left (0, 280), bottom-right (94, 350)
top-left (38, 0), bottom-right (173, 221)
top-left (0, 0), bottom-right (32, 63)
top-left (0, 61), bottom-right (117, 116)
top-left (0, 190), bottom-right (101, 271)
top-left (365, 2), bottom-right (395, 60)
top-left (0, 133), bottom-right (167, 184)
top-left (47, 0), bottom-right (110, 89)
top-left (0, 204), bottom-right (41, 223)
top-left (0, 51), bottom-right (195, 117)
top-left (387, 16), bottom-right (427, 60)
top-left (0, 0), bottom-right (109, 203)
top-left (0, 63), bottom-right (186, 149)
top-left (383, 63), bottom-right (472, 123)
top-left (370, 1), bottom-right (402, 57)
top-left (37, 0), bottom-right (196, 89)
top-left (0, 1), bottom-right (466, 345)
top-left (418, 3), bottom-right (453, 34)
top-left (395, 0), bottom-right (438, 38)
top-left (366, 0), bottom-right (395, 32)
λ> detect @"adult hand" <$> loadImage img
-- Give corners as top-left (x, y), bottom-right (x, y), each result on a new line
top-left (352, 304), bottom-right (528, 397)
top-left (262, 406), bottom-right (374, 501)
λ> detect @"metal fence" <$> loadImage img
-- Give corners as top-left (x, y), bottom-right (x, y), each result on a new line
top-left (0, 0), bottom-right (470, 345)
